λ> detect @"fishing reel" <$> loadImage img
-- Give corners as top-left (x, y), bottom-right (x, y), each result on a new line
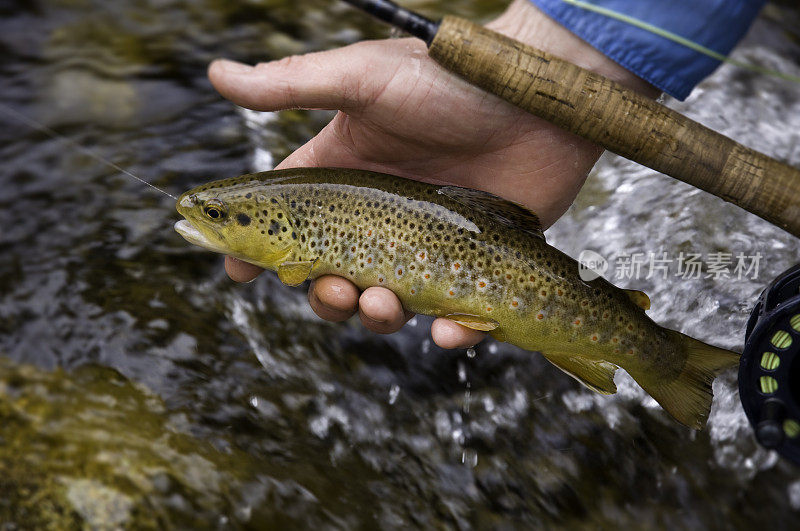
top-left (741, 264), bottom-right (800, 465)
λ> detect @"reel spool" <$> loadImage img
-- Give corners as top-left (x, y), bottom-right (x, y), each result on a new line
top-left (741, 264), bottom-right (800, 464)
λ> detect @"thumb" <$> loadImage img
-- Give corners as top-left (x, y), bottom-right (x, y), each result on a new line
top-left (208, 45), bottom-right (370, 112)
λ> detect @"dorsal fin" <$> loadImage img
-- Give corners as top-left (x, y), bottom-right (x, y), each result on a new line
top-left (437, 186), bottom-right (545, 240)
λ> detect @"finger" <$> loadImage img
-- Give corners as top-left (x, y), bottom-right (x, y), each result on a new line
top-left (225, 256), bottom-right (263, 282)
top-left (430, 318), bottom-right (486, 350)
top-left (208, 44), bottom-right (370, 112)
top-left (308, 275), bottom-right (359, 322)
top-left (358, 287), bottom-right (413, 334)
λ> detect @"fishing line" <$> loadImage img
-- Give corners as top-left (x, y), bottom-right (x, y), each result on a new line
top-left (560, 0), bottom-right (800, 84)
top-left (0, 102), bottom-right (177, 200)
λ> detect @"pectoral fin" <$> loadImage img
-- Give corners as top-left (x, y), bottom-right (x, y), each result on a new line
top-left (542, 352), bottom-right (618, 394)
top-left (444, 313), bottom-right (499, 331)
top-left (277, 260), bottom-right (316, 287)
top-left (624, 289), bottom-right (650, 310)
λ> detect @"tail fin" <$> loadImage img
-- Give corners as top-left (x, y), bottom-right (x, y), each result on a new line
top-left (636, 332), bottom-right (739, 430)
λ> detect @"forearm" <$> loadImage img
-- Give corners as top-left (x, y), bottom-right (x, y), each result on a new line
top-left (486, 0), bottom-right (660, 97)
top-left (522, 0), bottom-right (766, 100)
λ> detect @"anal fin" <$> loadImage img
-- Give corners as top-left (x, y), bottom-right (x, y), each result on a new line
top-left (542, 352), bottom-right (618, 394)
top-left (624, 289), bottom-right (650, 310)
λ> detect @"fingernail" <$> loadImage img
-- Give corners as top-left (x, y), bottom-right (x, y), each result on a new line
top-left (311, 286), bottom-right (356, 314)
top-left (362, 314), bottom-right (388, 325)
top-left (215, 58), bottom-right (253, 74)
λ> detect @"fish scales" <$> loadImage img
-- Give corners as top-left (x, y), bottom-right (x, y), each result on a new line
top-left (175, 167), bottom-right (739, 429)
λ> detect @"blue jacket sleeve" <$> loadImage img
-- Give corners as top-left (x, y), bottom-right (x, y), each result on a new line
top-left (529, 0), bottom-right (766, 100)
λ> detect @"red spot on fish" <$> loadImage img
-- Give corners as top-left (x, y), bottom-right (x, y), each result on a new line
top-left (453, 263), bottom-right (460, 270)
top-left (574, 319), bottom-right (581, 325)
top-left (511, 300), bottom-right (518, 307)
top-left (424, 274), bottom-right (430, 279)
top-left (541, 290), bottom-right (547, 297)
top-left (537, 314), bottom-right (544, 320)
top-left (505, 274), bottom-right (512, 280)
top-left (591, 335), bottom-right (598, 341)
top-left (612, 337), bottom-right (618, 343)
top-left (557, 289), bottom-right (563, 296)
top-left (478, 281), bottom-right (486, 288)
top-left (486, 307), bottom-right (493, 312)
top-left (367, 257), bottom-right (372, 264)
top-left (448, 290), bottom-right (455, 296)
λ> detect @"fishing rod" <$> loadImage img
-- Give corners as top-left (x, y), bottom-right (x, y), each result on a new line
top-left (341, 0), bottom-right (800, 240)
top-left (341, 0), bottom-right (800, 465)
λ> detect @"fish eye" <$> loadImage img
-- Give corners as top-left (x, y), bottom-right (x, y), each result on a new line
top-left (203, 199), bottom-right (227, 221)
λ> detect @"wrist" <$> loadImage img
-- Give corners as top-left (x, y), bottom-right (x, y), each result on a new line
top-left (486, 0), bottom-right (660, 97)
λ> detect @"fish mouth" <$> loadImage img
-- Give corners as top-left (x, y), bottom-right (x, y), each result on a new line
top-left (174, 220), bottom-right (230, 255)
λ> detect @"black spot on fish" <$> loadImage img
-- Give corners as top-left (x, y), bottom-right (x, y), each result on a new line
top-left (245, 193), bottom-right (252, 199)
top-left (236, 213), bottom-right (251, 226)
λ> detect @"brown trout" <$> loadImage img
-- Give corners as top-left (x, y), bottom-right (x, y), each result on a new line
top-left (175, 167), bottom-right (738, 429)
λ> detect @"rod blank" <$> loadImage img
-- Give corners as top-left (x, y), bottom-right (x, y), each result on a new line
top-left (340, 0), bottom-right (439, 44)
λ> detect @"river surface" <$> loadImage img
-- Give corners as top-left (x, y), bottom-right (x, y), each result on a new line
top-left (1, 0), bottom-right (799, 528)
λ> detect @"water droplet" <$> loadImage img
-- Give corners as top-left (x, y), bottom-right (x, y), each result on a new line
top-left (457, 360), bottom-right (467, 383)
top-left (462, 448), bottom-right (478, 468)
top-left (388, 384), bottom-right (400, 405)
top-left (466, 347), bottom-right (477, 359)
top-left (249, 396), bottom-right (259, 408)
top-left (421, 338), bottom-right (431, 355)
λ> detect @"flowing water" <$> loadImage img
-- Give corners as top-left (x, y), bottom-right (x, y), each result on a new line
top-left (1, 0), bottom-right (799, 528)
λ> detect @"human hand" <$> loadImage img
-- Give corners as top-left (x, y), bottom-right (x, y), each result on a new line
top-left (209, 0), bottom-right (656, 349)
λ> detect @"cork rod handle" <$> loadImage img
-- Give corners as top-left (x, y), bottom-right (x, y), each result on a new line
top-left (429, 16), bottom-right (800, 237)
